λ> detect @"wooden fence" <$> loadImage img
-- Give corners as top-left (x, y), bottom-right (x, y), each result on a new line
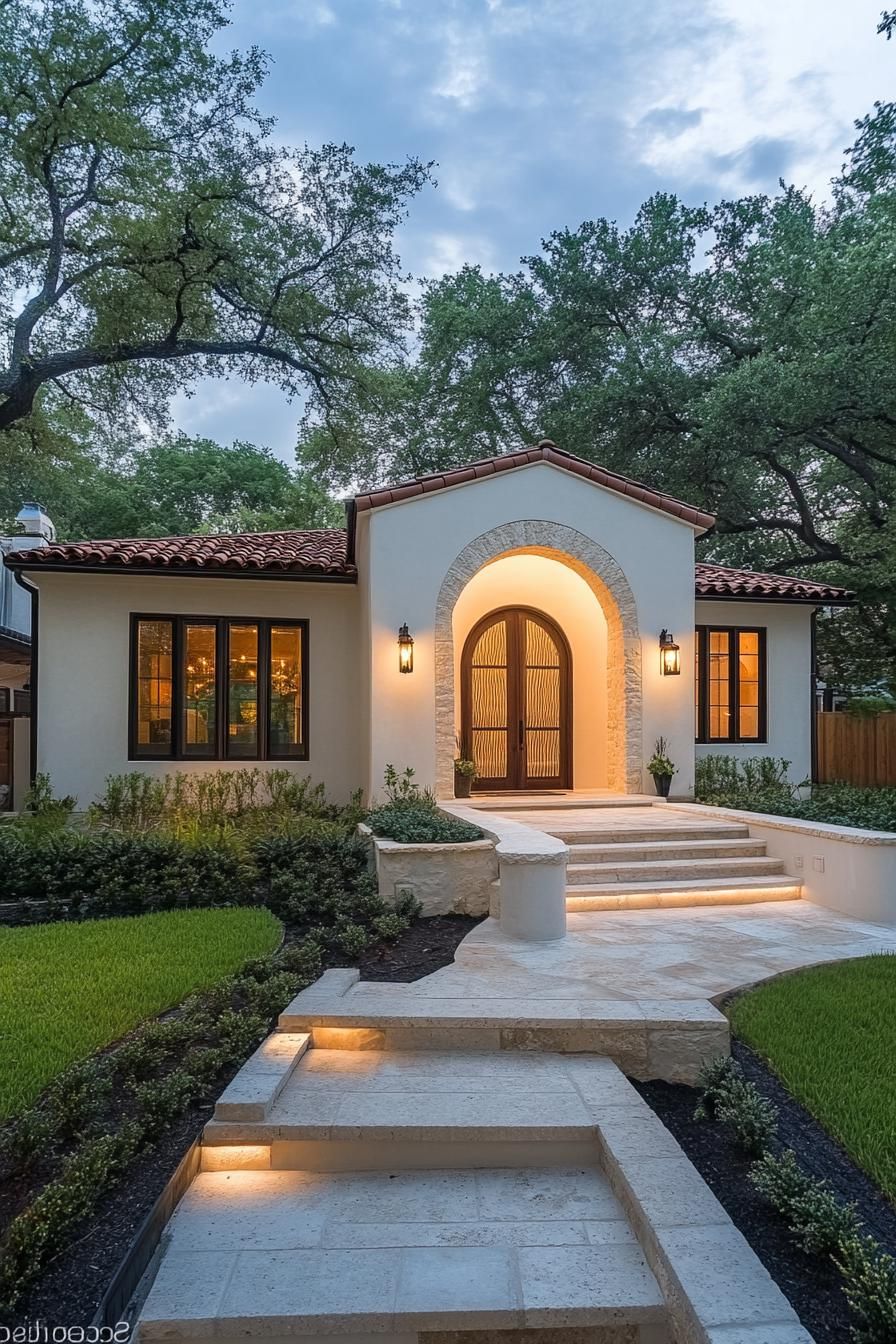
top-left (816, 712), bottom-right (896, 788)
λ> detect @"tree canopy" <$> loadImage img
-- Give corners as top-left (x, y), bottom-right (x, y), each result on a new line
top-left (0, 0), bottom-right (428, 435)
top-left (0, 430), bottom-right (341, 541)
top-left (300, 107), bottom-right (896, 691)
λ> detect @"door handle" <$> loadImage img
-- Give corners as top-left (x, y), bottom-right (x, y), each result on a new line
top-left (518, 719), bottom-right (524, 749)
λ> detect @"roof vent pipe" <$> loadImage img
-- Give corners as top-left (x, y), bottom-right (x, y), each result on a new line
top-left (15, 503), bottom-right (56, 543)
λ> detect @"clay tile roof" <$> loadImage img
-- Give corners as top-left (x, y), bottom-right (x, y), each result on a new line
top-left (695, 562), bottom-right (853, 604)
top-left (5, 528), bottom-right (355, 579)
top-left (353, 440), bottom-right (717, 532)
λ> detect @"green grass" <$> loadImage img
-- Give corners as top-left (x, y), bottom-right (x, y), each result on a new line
top-left (728, 955), bottom-right (896, 1200)
top-left (0, 907), bottom-right (281, 1119)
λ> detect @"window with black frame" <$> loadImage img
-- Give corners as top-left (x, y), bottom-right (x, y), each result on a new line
top-left (694, 625), bottom-right (766, 744)
top-left (130, 616), bottom-right (308, 761)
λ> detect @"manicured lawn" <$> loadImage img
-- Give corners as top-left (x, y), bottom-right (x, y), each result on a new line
top-left (728, 955), bottom-right (896, 1200)
top-left (0, 908), bottom-right (281, 1119)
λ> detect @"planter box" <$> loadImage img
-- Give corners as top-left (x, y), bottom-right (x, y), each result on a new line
top-left (359, 823), bottom-right (497, 916)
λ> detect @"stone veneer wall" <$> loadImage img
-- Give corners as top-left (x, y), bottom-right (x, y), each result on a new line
top-left (434, 520), bottom-right (643, 798)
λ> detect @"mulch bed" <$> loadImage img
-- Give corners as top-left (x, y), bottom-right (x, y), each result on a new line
top-left (356, 913), bottom-right (484, 980)
top-left (635, 1037), bottom-right (896, 1344)
top-left (3, 914), bottom-right (480, 1328)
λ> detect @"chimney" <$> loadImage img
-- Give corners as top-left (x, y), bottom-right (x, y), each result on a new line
top-left (15, 502), bottom-right (56, 543)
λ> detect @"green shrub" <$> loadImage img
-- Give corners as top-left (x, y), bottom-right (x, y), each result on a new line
top-left (750, 1149), bottom-right (861, 1254)
top-left (241, 970), bottom-right (304, 1020)
top-left (368, 801), bottom-right (483, 843)
top-left (694, 755), bottom-right (796, 810)
top-left (0, 1124), bottom-right (142, 1310)
top-left (89, 767), bottom-right (364, 839)
top-left (694, 1055), bottom-right (741, 1120)
top-left (714, 1075), bottom-right (778, 1156)
top-left (133, 1071), bottom-right (200, 1139)
top-left (837, 1235), bottom-right (896, 1344)
top-left (694, 1055), bottom-right (777, 1155)
top-left (694, 756), bottom-right (896, 832)
top-left (0, 1109), bottom-right (52, 1173)
top-left (372, 912), bottom-right (407, 942)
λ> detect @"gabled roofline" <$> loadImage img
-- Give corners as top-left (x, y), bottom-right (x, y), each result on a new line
top-left (353, 440), bottom-right (717, 533)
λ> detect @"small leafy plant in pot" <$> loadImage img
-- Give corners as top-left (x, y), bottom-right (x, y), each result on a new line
top-left (647, 737), bottom-right (676, 797)
top-left (454, 736), bottom-right (478, 798)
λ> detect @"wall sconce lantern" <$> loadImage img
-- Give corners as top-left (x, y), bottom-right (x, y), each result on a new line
top-left (398, 623), bottom-right (414, 674)
top-left (659, 629), bottom-right (681, 676)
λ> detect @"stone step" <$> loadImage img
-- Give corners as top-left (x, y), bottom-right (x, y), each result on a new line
top-left (566, 855), bottom-right (785, 885)
top-left (567, 837), bottom-right (768, 862)
top-left (546, 823), bottom-right (752, 845)
top-left (138, 1167), bottom-right (667, 1341)
top-left (566, 874), bottom-right (803, 911)
top-left (203, 1049), bottom-right (674, 1158)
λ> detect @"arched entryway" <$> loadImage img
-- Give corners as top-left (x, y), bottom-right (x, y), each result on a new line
top-left (434, 519), bottom-right (643, 798)
top-left (460, 606), bottom-right (572, 791)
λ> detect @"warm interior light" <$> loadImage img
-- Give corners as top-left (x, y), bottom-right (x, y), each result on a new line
top-left (660, 629), bottom-right (681, 675)
top-left (398, 623), bottom-right (414, 673)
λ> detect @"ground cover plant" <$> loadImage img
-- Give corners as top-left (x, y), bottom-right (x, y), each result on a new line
top-left (366, 765), bottom-right (484, 844)
top-left (0, 769), bottom-right (371, 921)
top-left (0, 767), bottom-right (425, 1315)
top-left (694, 755), bottom-right (896, 832)
top-left (727, 957), bottom-right (896, 1202)
top-left (0, 907), bottom-right (420, 1314)
top-left (0, 908), bottom-right (281, 1119)
top-left (694, 1055), bottom-right (896, 1343)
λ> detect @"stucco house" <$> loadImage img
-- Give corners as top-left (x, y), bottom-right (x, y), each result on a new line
top-left (4, 441), bottom-right (852, 807)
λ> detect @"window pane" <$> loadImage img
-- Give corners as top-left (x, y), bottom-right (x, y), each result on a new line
top-left (135, 620), bottom-right (173, 755)
top-left (227, 624), bottom-right (258, 757)
top-left (708, 629), bottom-right (731, 739)
top-left (269, 625), bottom-right (303, 755)
top-left (740, 705), bottom-right (760, 738)
top-left (183, 625), bottom-right (217, 755)
top-left (738, 630), bottom-right (761, 739)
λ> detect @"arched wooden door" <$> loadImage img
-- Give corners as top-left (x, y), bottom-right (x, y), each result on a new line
top-left (461, 607), bottom-right (571, 792)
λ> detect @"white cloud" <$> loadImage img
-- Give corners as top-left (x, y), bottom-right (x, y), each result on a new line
top-left (629, 0), bottom-right (892, 196)
top-left (431, 22), bottom-right (489, 108)
top-left (420, 231), bottom-right (498, 275)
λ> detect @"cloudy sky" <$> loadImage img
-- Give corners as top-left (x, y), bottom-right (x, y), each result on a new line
top-left (173, 0), bottom-right (893, 461)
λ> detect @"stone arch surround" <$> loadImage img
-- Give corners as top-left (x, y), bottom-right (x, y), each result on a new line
top-left (434, 520), bottom-right (643, 798)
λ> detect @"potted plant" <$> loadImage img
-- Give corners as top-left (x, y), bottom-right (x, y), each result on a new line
top-left (454, 735), bottom-right (478, 798)
top-left (647, 736), bottom-right (676, 797)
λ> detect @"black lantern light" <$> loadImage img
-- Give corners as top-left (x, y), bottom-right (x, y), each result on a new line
top-left (659, 629), bottom-right (681, 676)
top-left (398, 623), bottom-right (414, 673)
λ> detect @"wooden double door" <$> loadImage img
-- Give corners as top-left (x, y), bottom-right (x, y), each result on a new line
top-left (461, 606), bottom-right (571, 792)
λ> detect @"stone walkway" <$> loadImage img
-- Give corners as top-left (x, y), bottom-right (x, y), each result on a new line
top-left (407, 898), bottom-right (896, 1001)
top-left (134, 799), bottom-right (894, 1344)
top-left (141, 987), bottom-right (815, 1344)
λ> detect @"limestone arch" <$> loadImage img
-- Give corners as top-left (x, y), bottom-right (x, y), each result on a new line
top-left (434, 520), bottom-right (643, 797)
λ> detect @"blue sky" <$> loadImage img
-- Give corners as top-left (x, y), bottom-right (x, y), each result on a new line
top-left (172, 0), bottom-right (893, 461)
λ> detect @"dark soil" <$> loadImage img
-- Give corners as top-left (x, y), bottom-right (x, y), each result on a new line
top-left (635, 1038), bottom-right (896, 1344)
top-left (4, 915), bottom-right (481, 1327)
top-left (21, 1108), bottom-right (207, 1328)
top-left (356, 913), bottom-right (484, 980)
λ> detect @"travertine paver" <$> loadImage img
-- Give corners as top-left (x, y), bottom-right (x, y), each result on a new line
top-left (140, 1166), bottom-right (665, 1338)
top-left (397, 897), bottom-right (895, 1000)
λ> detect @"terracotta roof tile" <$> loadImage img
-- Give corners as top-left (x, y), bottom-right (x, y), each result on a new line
top-left (353, 441), bottom-right (717, 532)
top-left (5, 528), bottom-right (355, 579)
top-left (696, 562), bottom-right (853, 604)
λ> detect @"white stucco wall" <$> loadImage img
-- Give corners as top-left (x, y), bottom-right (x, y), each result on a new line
top-left (694, 600), bottom-right (815, 784)
top-left (32, 572), bottom-right (363, 808)
top-left (361, 461), bottom-right (700, 798)
top-left (451, 553), bottom-right (609, 789)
